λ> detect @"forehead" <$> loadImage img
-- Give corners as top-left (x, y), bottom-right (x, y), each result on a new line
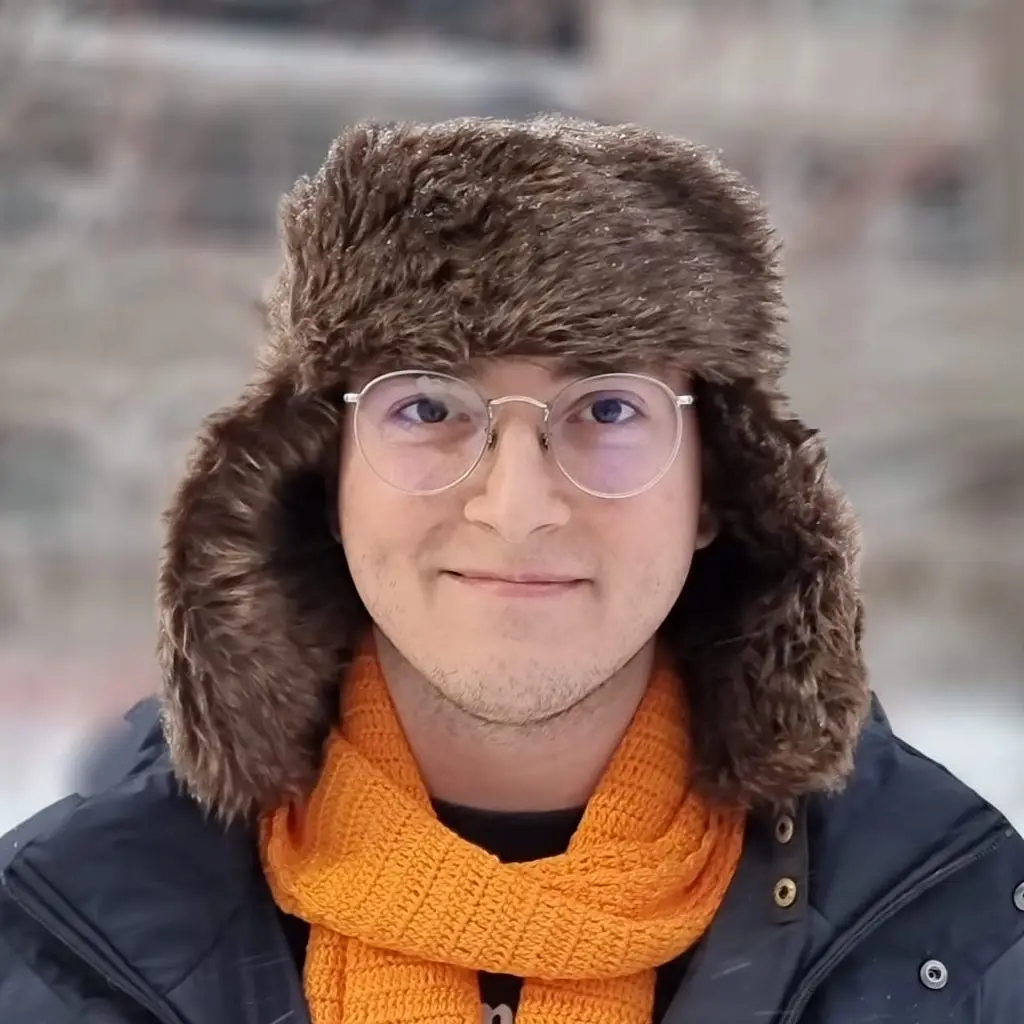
top-left (468, 357), bottom-right (598, 393)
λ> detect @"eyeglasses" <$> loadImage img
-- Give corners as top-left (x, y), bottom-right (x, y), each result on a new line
top-left (342, 370), bottom-right (695, 499)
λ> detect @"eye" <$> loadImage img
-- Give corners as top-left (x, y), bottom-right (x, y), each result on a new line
top-left (579, 395), bottom-right (639, 425)
top-left (393, 397), bottom-right (451, 424)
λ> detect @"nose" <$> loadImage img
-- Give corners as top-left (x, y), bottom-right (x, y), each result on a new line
top-left (462, 417), bottom-right (571, 543)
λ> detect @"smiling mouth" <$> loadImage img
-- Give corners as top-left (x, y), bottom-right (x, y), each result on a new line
top-left (443, 571), bottom-right (587, 595)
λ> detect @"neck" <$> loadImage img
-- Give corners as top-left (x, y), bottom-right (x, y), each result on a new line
top-left (373, 630), bottom-right (655, 812)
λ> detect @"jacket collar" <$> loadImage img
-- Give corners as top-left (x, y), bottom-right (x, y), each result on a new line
top-left (663, 805), bottom-right (810, 1023)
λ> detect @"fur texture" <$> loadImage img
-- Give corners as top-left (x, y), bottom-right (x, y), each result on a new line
top-left (157, 116), bottom-right (869, 822)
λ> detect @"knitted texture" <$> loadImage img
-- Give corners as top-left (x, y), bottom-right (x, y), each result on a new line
top-left (260, 643), bottom-right (746, 1024)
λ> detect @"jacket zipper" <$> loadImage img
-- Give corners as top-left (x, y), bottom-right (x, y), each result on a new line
top-left (2, 865), bottom-right (186, 1024)
top-left (781, 823), bottom-right (1014, 1023)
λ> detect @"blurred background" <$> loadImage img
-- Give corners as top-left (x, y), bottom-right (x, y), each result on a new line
top-left (0, 0), bottom-right (1020, 833)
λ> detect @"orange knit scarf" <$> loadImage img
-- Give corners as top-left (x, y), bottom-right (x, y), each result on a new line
top-left (260, 644), bottom-right (745, 1024)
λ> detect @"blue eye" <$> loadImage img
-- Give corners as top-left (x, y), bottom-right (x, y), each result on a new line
top-left (394, 398), bottom-right (450, 424)
top-left (583, 396), bottom-right (638, 425)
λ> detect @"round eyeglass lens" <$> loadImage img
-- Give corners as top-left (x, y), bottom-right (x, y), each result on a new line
top-left (547, 374), bottom-right (684, 497)
top-left (352, 371), bottom-right (490, 493)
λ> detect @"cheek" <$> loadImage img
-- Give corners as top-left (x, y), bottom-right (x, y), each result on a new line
top-left (600, 468), bottom-right (701, 594)
top-left (337, 455), bottom-right (446, 590)
top-left (337, 448), bottom-right (399, 572)
top-left (338, 481), bottom-right (412, 626)
top-left (617, 506), bottom-right (696, 578)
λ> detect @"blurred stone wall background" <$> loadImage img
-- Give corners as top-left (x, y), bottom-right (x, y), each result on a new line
top-left (0, 0), bottom-right (1020, 830)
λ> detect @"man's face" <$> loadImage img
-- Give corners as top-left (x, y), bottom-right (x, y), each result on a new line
top-left (338, 358), bottom-right (708, 725)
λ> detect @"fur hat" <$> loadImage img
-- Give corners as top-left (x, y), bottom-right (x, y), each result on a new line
top-left (157, 116), bottom-right (869, 822)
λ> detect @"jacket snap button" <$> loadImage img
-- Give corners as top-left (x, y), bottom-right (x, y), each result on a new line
top-left (919, 959), bottom-right (948, 990)
top-left (774, 815), bottom-right (795, 844)
top-left (773, 877), bottom-right (797, 908)
top-left (1014, 882), bottom-right (1024, 912)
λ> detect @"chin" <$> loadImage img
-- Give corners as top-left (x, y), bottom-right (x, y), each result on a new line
top-left (426, 645), bottom-right (615, 717)
top-left (442, 687), bottom-right (590, 728)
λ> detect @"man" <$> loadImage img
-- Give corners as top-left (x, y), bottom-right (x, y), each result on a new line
top-left (1, 116), bottom-right (1021, 1024)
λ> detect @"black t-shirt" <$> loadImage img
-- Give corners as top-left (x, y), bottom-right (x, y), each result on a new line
top-left (281, 799), bottom-right (693, 1023)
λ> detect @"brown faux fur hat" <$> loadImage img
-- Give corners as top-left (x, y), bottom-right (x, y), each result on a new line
top-left (157, 115), bottom-right (869, 823)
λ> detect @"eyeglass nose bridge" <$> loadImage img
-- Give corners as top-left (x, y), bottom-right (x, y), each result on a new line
top-left (483, 394), bottom-right (553, 452)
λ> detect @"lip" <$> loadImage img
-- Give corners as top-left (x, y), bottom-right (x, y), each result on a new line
top-left (443, 570), bottom-right (587, 596)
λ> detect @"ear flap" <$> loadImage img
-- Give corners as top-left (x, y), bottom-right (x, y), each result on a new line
top-left (157, 376), bottom-right (365, 821)
top-left (667, 380), bottom-right (869, 809)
